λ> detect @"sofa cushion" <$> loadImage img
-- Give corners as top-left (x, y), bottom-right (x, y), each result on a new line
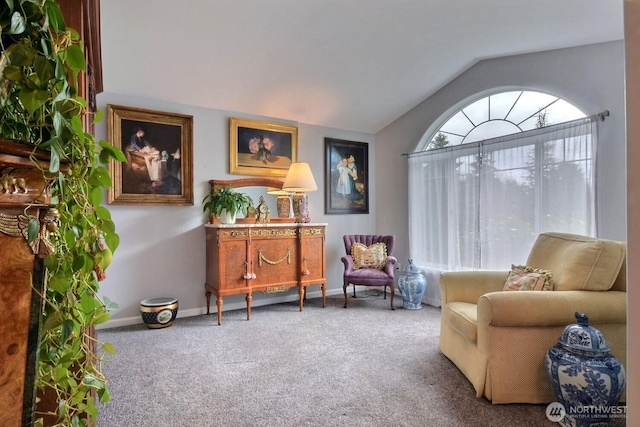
top-left (444, 302), bottom-right (478, 343)
top-left (503, 265), bottom-right (553, 291)
top-left (351, 242), bottom-right (387, 270)
top-left (525, 232), bottom-right (625, 291)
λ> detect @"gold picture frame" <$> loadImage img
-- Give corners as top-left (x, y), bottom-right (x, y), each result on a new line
top-left (230, 117), bottom-right (298, 177)
top-left (107, 104), bottom-right (194, 205)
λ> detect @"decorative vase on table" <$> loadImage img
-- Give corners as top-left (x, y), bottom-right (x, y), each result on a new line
top-left (545, 312), bottom-right (626, 427)
top-left (396, 259), bottom-right (427, 310)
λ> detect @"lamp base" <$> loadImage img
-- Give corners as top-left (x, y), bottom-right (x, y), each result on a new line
top-left (292, 193), bottom-right (310, 223)
top-left (276, 195), bottom-right (291, 219)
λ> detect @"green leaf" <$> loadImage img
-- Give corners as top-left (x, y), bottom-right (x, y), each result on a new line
top-left (94, 248), bottom-right (112, 270)
top-left (61, 319), bottom-right (74, 343)
top-left (37, 136), bottom-right (58, 150)
top-left (48, 276), bottom-right (70, 293)
top-left (57, 399), bottom-right (67, 421)
top-left (27, 218), bottom-right (39, 243)
top-left (101, 342), bottom-right (117, 355)
top-left (8, 11), bottom-right (26, 35)
top-left (2, 64), bottom-right (24, 81)
top-left (93, 311), bottom-right (111, 325)
top-left (71, 115), bottom-right (84, 135)
top-left (34, 56), bottom-right (54, 88)
top-left (53, 110), bottom-right (65, 136)
top-left (90, 187), bottom-right (103, 206)
top-left (80, 293), bottom-right (97, 314)
top-left (63, 45), bottom-right (86, 72)
top-left (72, 255), bottom-right (85, 272)
top-left (18, 87), bottom-right (47, 115)
top-left (103, 296), bottom-right (119, 311)
top-left (43, 1), bottom-right (65, 33)
top-left (95, 206), bottom-right (112, 221)
top-left (42, 311), bottom-right (63, 332)
top-left (100, 220), bottom-right (117, 235)
top-left (49, 146), bottom-right (60, 173)
top-left (103, 232), bottom-right (120, 253)
top-left (98, 385), bottom-right (112, 403)
top-left (94, 109), bottom-right (104, 123)
top-left (7, 43), bottom-right (35, 67)
top-left (88, 166), bottom-right (112, 188)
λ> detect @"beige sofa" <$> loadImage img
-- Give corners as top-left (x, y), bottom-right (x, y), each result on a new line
top-left (439, 232), bottom-right (627, 404)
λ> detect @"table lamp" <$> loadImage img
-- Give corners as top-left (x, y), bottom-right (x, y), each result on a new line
top-left (282, 162), bottom-right (317, 222)
top-left (267, 187), bottom-right (292, 218)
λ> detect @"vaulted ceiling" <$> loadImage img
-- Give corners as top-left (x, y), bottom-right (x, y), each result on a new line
top-left (100, 1), bottom-right (623, 134)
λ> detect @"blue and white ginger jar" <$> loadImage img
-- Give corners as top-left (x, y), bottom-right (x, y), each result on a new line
top-left (396, 259), bottom-right (427, 310)
top-left (545, 312), bottom-right (626, 427)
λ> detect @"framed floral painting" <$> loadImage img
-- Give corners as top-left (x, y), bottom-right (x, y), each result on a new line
top-left (229, 117), bottom-right (298, 178)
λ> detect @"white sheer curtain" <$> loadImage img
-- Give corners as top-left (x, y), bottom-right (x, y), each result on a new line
top-left (408, 116), bottom-right (598, 272)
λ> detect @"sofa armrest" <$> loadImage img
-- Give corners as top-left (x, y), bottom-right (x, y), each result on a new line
top-left (477, 290), bottom-right (627, 329)
top-left (440, 270), bottom-right (508, 305)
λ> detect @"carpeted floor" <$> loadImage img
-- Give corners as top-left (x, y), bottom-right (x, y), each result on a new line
top-left (96, 292), bottom-right (572, 426)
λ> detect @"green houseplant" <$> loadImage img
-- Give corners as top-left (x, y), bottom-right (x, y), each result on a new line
top-left (1, 1), bottom-right (125, 425)
top-left (203, 185), bottom-right (253, 223)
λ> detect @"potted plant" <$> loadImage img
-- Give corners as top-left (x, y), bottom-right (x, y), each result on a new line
top-left (203, 185), bottom-right (253, 224)
top-left (1, 1), bottom-right (124, 425)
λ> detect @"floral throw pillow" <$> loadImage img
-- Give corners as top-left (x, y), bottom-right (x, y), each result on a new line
top-left (351, 242), bottom-right (387, 270)
top-left (503, 264), bottom-right (554, 291)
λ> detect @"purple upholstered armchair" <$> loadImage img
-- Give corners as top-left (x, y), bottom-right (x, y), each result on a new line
top-left (341, 235), bottom-right (397, 309)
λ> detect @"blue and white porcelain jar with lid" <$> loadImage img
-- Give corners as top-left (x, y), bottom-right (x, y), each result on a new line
top-left (545, 312), bottom-right (626, 427)
top-left (396, 259), bottom-right (427, 310)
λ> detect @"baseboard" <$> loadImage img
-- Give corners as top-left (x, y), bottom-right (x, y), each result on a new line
top-left (98, 287), bottom-right (345, 330)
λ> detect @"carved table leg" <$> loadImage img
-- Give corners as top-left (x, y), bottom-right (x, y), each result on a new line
top-left (216, 296), bottom-right (223, 325)
top-left (205, 290), bottom-right (211, 315)
top-left (246, 293), bottom-right (252, 321)
top-left (321, 283), bottom-right (326, 308)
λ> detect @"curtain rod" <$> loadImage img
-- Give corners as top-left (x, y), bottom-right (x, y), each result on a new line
top-left (402, 109), bottom-right (610, 157)
top-left (598, 109), bottom-right (610, 121)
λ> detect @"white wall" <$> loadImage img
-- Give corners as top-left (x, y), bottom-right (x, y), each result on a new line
top-left (96, 94), bottom-right (375, 327)
top-left (375, 41), bottom-right (627, 267)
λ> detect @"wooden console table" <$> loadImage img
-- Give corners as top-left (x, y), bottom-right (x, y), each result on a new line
top-left (204, 223), bottom-right (327, 325)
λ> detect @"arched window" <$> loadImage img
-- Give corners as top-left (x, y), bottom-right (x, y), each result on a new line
top-left (424, 90), bottom-right (586, 150)
top-left (409, 90), bottom-right (598, 272)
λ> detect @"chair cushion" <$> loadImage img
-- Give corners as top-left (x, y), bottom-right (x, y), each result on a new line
top-left (443, 302), bottom-right (478, 343)
top-left (526, 232), bottom-right (625, 291)
top-left (351, 242), bottom-right (387, 269)
top-left (503, 265), bottom-right (553, 291)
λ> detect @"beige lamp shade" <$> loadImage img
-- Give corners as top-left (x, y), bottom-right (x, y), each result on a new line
top-left (282, 162), bottom-right (318, 192)
top-left (282, 162), bottom-right (317, 222)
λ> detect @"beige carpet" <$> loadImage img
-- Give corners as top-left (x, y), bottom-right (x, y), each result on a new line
top-left (96, 292), bottom-right (575, 426)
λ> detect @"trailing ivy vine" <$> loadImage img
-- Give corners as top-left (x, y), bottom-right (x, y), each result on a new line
top-left (1, 1), bottom-right (125, 425)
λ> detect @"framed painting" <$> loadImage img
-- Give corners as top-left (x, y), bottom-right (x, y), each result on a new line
top-left (106, 104), bottom-right (194, 205)
top-left (324, 138), bottom-right (369, 214)
top-left (230, 117), bottom-right (298, 177)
